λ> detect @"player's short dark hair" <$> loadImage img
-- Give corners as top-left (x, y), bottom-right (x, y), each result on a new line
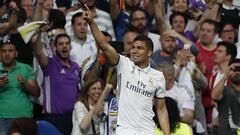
top-left (133, 34), bottom-right (153, 52)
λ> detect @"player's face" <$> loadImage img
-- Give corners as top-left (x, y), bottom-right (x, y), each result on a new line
top-left (0, 44), bottom-right (18, 67)
top-left (130, 40), bottom-right (151, 67)
top-left (87, 81), bottom-right (103, 103)
top-left (54, 37), bottom-right (71, 60)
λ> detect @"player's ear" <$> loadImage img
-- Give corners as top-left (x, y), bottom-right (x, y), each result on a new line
top-left (147, 50), bottom-right (152, 57)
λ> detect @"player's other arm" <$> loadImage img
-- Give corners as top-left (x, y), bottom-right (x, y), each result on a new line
top-left (83, 5), bottom-right (119, 65)
top-left (156, 98), bottom-right (170, 135)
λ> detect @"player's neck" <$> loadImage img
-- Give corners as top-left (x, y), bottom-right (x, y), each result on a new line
top-left (136, 61), bottom-right (149, 69)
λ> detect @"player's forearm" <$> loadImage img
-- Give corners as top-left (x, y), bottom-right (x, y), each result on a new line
top-left (88, 21), bottom-right (119, 65)
top-left (89, 21), bottom-right (109, 50)
top-left (83, 62), bottom-right (100, 83)
top-left (157, 107), bottom-right (170, 135)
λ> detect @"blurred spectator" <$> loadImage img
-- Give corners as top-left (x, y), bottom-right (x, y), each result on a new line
top-left (151, 32), bottom-right (177, 66)
top-left (130, 8), bottom-right (161, 52)
top-left (65, 0), bottom-right (116, 40)
top-left (151, 30), bottom-right (196, 66)
top-left (72, 79), bottom-right (112, 135)
top-left (220, 0), bottom-right (240, 31)
top-left (69, 12), bottom-right (97, 82)
top-left (123, 31), bottom-right (138, 57)
top-left (195, 19), bottom-right (218, 124)
top-left (7, 118), bottom-right (63, 135)
top-left (8, 118), bottom-right (37, 135)
top-left (211, 59), bottom-right (240, 135)
top-left (154, 97), bottom-right (193, 135)
top-left (196, 19), bottom-right (218, 77)
top-left (207, 41), bottom-right (237, 131)
top-left (173, 47), bottom-right (207, 134)
top-left (109, 0), bottom-right (140, 41)
top-left (219, 22), bottom-right (237, 43)
top-left (0, 41), bottom-right (40, 135)
top-left (169, 12), bottom-right (196, 48)
top-left (31, 33), bottom-right (81, 135)
top-left (158, 61), bottom-right (195, 124)
top-left (21, 0), bottom-right (34, 23)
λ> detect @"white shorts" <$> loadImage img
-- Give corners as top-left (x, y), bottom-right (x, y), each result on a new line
top-left (116, 126), bottom-right (155, 135)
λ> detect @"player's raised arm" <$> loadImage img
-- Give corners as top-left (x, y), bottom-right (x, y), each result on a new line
top-left (82, 4), bottom-right (119, 65)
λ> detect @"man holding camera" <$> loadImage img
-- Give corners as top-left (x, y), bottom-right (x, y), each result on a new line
top-left (211, 59), bottom-right (240, 135)
top-left (211, 42), bottom-right (240, 134)
top-left (0, 41), bottom-right (40, 135)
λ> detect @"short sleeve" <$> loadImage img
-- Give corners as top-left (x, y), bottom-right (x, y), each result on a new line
top-left (73, 101), bottom-right (88, 126)
top-left (155, 74), bottom-right (166, 99)
top-left (42, 57), bottom-right (54, 76)
top-left (116, 55), bottom-right (131, 72)
top-left (24, 65), bottom-right (36, 80)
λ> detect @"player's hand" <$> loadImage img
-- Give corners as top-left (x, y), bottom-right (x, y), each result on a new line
top-left (82, 4), bottom-right (94, 24)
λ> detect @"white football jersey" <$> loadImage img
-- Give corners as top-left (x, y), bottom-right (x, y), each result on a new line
top-left (116, 55), bottom-right (166, 132)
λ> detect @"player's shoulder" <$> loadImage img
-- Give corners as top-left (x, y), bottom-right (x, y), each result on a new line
top-left (150, 68), bottom-right (164, 76)
top-left (148, 68), bottom-right (165, 82)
